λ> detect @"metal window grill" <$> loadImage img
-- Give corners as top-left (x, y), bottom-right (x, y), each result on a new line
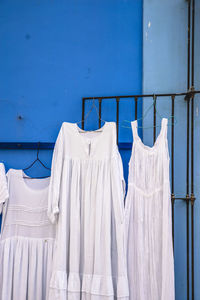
top-left (0, 0), bottom-right (199, 299)
top-left (81, 90), bottom-right (200, 300)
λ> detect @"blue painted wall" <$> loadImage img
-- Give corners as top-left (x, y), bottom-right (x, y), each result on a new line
top-left (0, 0), bottom-right (143, 179)
top-left (143, 0), bottom-right (200, 299)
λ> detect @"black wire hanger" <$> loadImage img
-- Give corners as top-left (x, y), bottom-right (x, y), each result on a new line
top-left (23, 142), bottom-right (51, 179)
top-left (76, 98), bottom-right (106, 132)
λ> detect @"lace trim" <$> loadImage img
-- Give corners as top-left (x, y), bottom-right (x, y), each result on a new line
top-left (7, 204), bottom-right (48, 213)
top-left (5, 220), bottom-right (52, 227)
top-left (128, 181), bottom-right (170, 197)
top-left (0, 236), bottom-right (55, 242)
top-left (49, 271), bottom-right (129, 297)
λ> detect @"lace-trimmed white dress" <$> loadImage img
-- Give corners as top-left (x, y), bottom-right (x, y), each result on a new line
top-left (0, 163), bottom-right (9, 214)
top-left (0, 169), bottom-right (55, 300)
top-left (125, 118), bottom-right (175, 300)
top-left (47, 122), bottom-right (129, 300)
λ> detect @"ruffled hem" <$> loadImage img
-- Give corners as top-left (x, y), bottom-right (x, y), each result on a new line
top-left (49, 271), bottom-right (129, 298)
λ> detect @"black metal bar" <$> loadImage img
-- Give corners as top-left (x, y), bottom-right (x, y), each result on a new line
top-left (175, 197), bottom-right (191, 200)
top-left (116, 98), bottom-right (120, 144)
top-left (171, 95), bottom-right (175, 248)
top-left (187, 0), bottom-right (191, 91)
top-left (0, 142), bottom-right (54, 150)
top-left (186, 96), bottom-right (190, 300)
top-left (191, 2), bottom-right (195, 296)
top-left (83, 90), bottom-right (200, 101)
top-left (98, 98), bottom-right (102, 128)
top-left (191, 193), bottom-right (195, 300)
top-left (82, 98), bottom-right (85, 129)
top-left (191, 93), bottom-right (195, 300)
top-left (153, 96), bottom-right (157, 143)
top-left (191, 0), bottom-right (195, 87)
top-left (135, 97), bottom-right (138, 120)
top-left (0, 141), bottom-right (133, 150)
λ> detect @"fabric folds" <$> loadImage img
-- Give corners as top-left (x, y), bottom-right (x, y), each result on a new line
top-left (47, 122), bottom-right (129, 300)
top-left (125, 118), bottom-right (175, 300)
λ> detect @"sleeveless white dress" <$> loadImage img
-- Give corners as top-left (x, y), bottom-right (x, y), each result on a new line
top-left (125, 118), bottom-right (175, 300)
top-left (47, 122), bottom-right (129, 300)
top-left (0, 169), bottom-right (55, 300)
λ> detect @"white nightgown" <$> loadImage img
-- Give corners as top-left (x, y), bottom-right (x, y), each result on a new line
top-left (0, 169), bottom-right (55, 300)
top-left (125, 118), bottom-right (175, 300)
top-left (47, 122), bottom-right (129, 300)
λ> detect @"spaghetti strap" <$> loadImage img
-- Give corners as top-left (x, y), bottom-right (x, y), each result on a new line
top-left (161, 118), bottom-right (168, 139)
top-left (131, 120), bottom-right (139, 141)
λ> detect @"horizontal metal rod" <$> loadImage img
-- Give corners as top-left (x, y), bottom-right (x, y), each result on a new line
top-left (0, 142), bottom-right (133, 150)
top-left (0, 142), bottom-right (54, 150)
top-left (83, 90), bottom-right (200, 101)
top-left (175, 197), bottom-right (193, 201)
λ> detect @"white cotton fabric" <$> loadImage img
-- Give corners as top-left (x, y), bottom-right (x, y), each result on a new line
top-left (125, 118), bottom-right (175, 300)
top-left (0, 163), bottom-right (9, 213)
top-left (47, 122), bottom-right (129, 300)
top-left (0, 169), bottom-right (55, 300)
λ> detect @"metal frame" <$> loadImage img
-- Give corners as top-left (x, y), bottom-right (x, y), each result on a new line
top-left (0, 1), bottom-right (198, 299)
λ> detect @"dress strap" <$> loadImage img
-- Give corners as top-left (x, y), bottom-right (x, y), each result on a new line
top-left (160, 118), bottom-right (168, 139)
top-left (131, 120), bottom-right (139, 141)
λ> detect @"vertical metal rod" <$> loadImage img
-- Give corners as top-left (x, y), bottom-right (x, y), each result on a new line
top-left (98, 98), bottom-right (102, 128)
top-left (171, 95), bottom-right (175, 248)
top-left (190, 0), bottom-right (195, 295)
top-left (116, 98), bottom-right (120, 144)
top-left (82, 98), bottom-right (85, 129)
top-left (191, 0), bottom-right (195, 87)
top-left (135, 97), bottom-right (138, 120)
top-left (191, 94), bottom-right (195, 300)
top-left (186, 96), bottom-right (190, 300)
top-left (153, 96), bottom-right (157, 143)
top-left (187, 0), bottom-right (191, 90)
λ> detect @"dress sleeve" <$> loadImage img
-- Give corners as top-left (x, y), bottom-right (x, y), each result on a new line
top-left (0, 163), bottom-right (9, 214)
top-left (47, 125), bottom-right (64, 224)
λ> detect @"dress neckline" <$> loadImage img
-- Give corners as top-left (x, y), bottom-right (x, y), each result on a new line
top-left (20, 170), bottom-right (50, 194)
top-left (131, 118), bottom-right (168, 152)
top-left (73, 122), bottom-right (111, 156)
top-left (74, 121), bottom-right (108, 143)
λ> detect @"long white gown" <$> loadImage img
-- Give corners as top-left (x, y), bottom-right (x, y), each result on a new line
top-left (47, 122), bottom-right (129, 300)
top-left (125, 118), bottom-right (175, 300)
top-left (0, 169), bottom-right (55, 300)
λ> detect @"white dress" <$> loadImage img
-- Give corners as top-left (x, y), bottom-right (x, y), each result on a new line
top-left (0, 163), bottom-right (9, 214)
top-left (47, 122), bottom-right (129, 300)
top-left (125, 118), bottom-right (175, 300)
top-left (0, 169), bottom-right (55, 300)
